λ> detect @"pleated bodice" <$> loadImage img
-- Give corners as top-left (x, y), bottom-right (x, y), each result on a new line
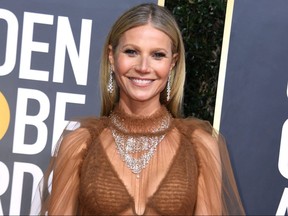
top-left (78, 106), bottom-right (199, 215)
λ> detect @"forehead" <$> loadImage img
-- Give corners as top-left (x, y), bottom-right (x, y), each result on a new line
top-left (118, 24), bottom-right (172, 48)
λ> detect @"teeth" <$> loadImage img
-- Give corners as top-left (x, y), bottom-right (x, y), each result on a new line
top-left (130, 78), bottom-right (152, 84)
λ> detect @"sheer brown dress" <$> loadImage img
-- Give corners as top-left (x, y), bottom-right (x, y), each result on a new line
top-left (31, 105), bottom-right (245, 215)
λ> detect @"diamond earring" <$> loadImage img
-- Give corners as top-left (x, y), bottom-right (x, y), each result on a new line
top-left (107, 67), bottom-right (114, 94)
top-left (167, 73), bottom-right (171, 101)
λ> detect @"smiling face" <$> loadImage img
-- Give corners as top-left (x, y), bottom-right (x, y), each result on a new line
top-left (109, 24), bottom-right (178, 113)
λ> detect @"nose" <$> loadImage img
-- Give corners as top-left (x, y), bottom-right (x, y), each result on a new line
top-left (135, 56), bottom-right (150, 73)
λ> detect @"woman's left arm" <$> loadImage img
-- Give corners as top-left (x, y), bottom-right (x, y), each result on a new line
top-left (193, 129), bottom-right (222, 215)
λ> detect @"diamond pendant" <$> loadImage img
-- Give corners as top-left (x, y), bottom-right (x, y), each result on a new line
top-left (109, 106), bottom-right (171, 177)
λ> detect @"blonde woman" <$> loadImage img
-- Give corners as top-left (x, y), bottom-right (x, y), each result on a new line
top-left (34, 3), bottom-right (245, 215)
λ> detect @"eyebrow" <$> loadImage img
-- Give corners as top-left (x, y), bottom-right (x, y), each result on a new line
top-left (120, 44), bottom-right (170, 53)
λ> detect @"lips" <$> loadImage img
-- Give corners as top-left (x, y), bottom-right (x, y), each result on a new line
top-left (129, 77), bottom-right (154, 86)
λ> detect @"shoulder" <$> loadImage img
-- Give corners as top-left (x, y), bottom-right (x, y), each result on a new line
top-left (174, 117), bottom-right (214, 138)
top-left (79, 116), bottom-right (109, 140)
top-left (174, 117), bottom-right (221, 159)
top-left (55, 116), bottom-right (109, 157)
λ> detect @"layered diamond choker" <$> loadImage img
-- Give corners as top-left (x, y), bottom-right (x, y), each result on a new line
top-left (109, 106), bottom-right (172, 178)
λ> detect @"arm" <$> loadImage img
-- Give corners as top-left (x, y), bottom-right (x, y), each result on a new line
top-left (193, 129), bottom-right (222, 215)
top-left (48, 128), bottom-right (89, 215)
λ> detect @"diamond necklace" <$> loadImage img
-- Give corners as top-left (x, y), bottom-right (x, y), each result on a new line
top-left (109, 107), bottom-right (171, 177)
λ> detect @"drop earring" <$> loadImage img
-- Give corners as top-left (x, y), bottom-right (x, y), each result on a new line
top-left (107, 66), bottom-right (114, 94)
top-left (166, 72), bottom-right (171, 101)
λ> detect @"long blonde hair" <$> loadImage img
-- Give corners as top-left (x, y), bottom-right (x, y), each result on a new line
top-left (100, 3), bottom-right (186, 117)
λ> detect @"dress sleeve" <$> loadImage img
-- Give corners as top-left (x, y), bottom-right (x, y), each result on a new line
top-left (182, 119), bottom-right (245, 215)
top-left (30, 122), bottom-right (90, 215)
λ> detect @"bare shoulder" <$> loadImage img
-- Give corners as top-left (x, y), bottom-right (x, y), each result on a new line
top-left (55, 126), bottom-right (91, 157)
top-left (175, 118), bottom-right (220, 156)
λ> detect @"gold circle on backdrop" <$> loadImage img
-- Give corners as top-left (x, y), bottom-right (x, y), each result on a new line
top-left (0, 91), bottom-right (10, 140)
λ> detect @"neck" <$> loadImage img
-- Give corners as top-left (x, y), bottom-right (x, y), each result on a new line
top-left (118, 99), bottom-right (162, 116)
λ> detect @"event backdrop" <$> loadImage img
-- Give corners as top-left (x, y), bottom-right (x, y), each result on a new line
top-left (0, 0), bottom-right (160, 215)
top-left (214, 0), bottom-right (288, 215)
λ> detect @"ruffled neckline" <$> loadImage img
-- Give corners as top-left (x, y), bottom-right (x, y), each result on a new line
top-left (109, 105), bottom-right (173, 135)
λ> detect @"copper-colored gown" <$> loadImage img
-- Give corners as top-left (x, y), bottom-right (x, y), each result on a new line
top-left (32, 106), bottom-right (245, 215)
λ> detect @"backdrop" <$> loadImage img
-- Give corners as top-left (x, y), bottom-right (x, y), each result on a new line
top-left (0, 0), bottom-right (159, 215)
top-left (214, 0), bottom-right (288, 215)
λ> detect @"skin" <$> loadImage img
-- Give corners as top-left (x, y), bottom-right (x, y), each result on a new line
top-left (109, 23), bottom-right (178, 116)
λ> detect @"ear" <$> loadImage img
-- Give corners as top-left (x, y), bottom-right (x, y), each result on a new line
top-left (170, 53), bottom-right (178, 70)
top-left (108, 45), bottom-right (114, 70)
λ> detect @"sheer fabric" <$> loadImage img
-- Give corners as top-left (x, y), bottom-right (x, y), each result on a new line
top-left (31, 106), bottom-right (245, 215)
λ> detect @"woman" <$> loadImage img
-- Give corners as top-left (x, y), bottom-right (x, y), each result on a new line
top-left (33, 3), bottom-right (245, 215)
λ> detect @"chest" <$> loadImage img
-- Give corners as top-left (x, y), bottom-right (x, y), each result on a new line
top-left (78, 129), bottom-right (198, 215)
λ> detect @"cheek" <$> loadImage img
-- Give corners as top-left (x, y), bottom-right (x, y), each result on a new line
top-left (157, 64), bottom-right (171, 78)
top-left (113, 56), bottom-right (133, 75)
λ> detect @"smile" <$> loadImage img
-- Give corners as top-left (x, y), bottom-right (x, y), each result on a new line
top-left (129, 78), bottom-right (154, 85)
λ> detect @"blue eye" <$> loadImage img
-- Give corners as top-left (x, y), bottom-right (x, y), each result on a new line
top-left (124, 49), bottom-right (137, 56)
top-left (153, 52), bottom-right (166, 59)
